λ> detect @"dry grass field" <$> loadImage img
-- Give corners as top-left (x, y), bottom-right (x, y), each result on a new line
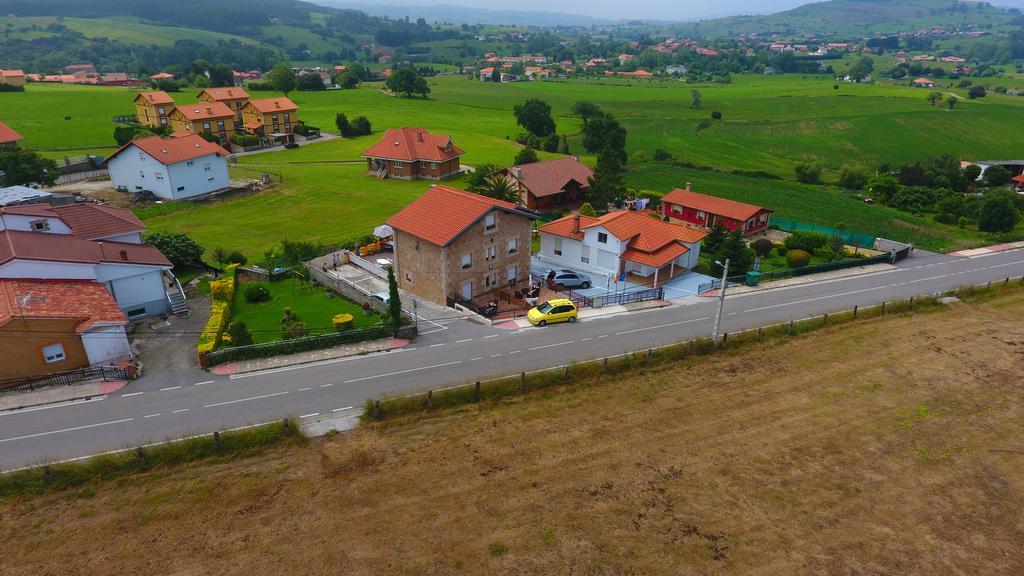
top-left (2, 292), bottom-right (1024, 575)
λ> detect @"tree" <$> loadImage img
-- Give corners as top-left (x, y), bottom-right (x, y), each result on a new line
top-left (385, 67), bottom-right (429, 98)
top-left (867, 174), bottom-right (901, 202)
top-left (513, 98), bottom-right (556, 137)
top-left (570, 101), bottom-right (602, 123)
top-left (227, 322), bottom-right (253, 347)
top-left (113, 124), bottom-right (153, 146)
top-left (794, 162), bottom-right (822, 184)
top-left (209, 64), bottom-right (234, 87)
top-left (296, 73), bottom-right (326, 91)
top-left (478, 175), bottom-right (520, 203)
top-left (718, 229), bottom-right (755, 275)
top-left (848, 56), bottom-right (874, 82)
top-left (926, 91), bottom-right (943, 106)
top-left (145, 232), bottom-right (203, 269)
top-left (556, 136), bottom-right (570, 155)
top-left (334, 66), bottom-right (362, 89)
top-left (946, 95), bottom-right (959, 110)
top-left (578, 202), bottom-right (597, 217)
top-left (386, 265), bottom-right (403, 335)
top-left (335, 112), bottom-right (352, 137)
top-left (211, 247), bottom-right (228, 266)
top-left (690, 89), bottom-right (702, 109)
top-left (267, 63), bottom-right (297, 95)
top-left (466, 163), bottom-right (499, 192)
top-left (587, 146), bottom-right (626, 208)
top-left (837, 166), bottom-right (868, 190)
top-left (963, 164), bottom-right (982, 183)
top-left (580, 113), bottom-right (627, 164)
top-left (542, 133), bottom-right (560, 153)
top-left (0, 148), bottom-right (58, 187)
top-left (703, 223), bottom-right (727, 254)
top-left (514, 146), bottom-right (538, 165)
top-left (351, 116), bottom-right (372, 136)
top-left (226, 250), bottom-right (247, 265)
top-left (978, 192), bottom-right (1020, 233)
top-left (967, 84), bottom-right (987, 99)
top-left (983, 165), bottom-right (1012, 187)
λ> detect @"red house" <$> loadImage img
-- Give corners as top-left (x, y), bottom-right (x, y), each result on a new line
top-left (362, 127), bottom-right (464, 180)
top-left (661, 184), bottom-right (772, 235)
top-left (497, 156), bottom-right (593, 210)
top-left (0, 120), bottom-right (23, 149)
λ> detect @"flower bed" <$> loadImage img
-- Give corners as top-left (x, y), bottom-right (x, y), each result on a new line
top-left (196, 265), bottom-right (238, 365)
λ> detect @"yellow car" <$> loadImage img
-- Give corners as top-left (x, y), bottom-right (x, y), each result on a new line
top-left (527, 298), bottom-right (578, 327)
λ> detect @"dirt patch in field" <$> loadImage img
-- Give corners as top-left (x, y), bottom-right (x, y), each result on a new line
top-left (2, 294), bottom-right (1024, 575)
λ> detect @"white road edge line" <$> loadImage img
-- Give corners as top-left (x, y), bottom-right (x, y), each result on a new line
top-left (0, 418), bottom-right (134, 444)
top-left (172, 409), bottom-right (190, 414)
top-left (203, 391), bottom-right (289, 409)
top-left (160, 386), bottom-right (181, 391)
top-left (300, 413), bottom-right (319, 419)
top-left (144, 413), bottom-right (160, 418)
top-left (120, 392), bottom-right (143, 397)
top-left (332, 406), bottom-right (354, 412)
top-left (528, 341), bottom-right (574, 351)
top-left (615, 316), bottom-right (712, 336)
top-left (194, 380), bottom-right (214, 386)
top-left (0, 396), bottom-right (107, 416)
top-left (343, 360), bottom-right (463, 384)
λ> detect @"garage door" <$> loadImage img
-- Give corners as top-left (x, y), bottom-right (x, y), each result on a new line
top-left (597, 250), bottom-right (617, 270)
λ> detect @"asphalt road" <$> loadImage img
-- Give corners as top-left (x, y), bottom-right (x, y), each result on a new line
top-left (1, 248), bottom-right (1022, 471)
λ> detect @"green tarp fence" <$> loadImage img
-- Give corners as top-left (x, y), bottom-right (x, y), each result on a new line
top-left (772, 217), bottom-right (876, 248)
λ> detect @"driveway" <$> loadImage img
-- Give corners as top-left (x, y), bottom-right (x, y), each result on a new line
top-left (530, 257), bottom-right (715, 300)
top-left (131, 295), bottom-right (210, 375)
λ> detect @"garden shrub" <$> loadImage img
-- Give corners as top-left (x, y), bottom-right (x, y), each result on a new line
top-left (784, 231), bottom-right (828, 254)
top-left (889, 186), bottom-right (936, 212)
top-left (230, 133), bottom-right (259, 147)
top-left (227, 250), bottom-right (247, 265)
top-left (774, 243), bottom-right (788, 257)
top-left (653, 148), bottom-right (672, 161)
top-left (333, 313), bottom-right (354, 331)
top-left (228, 322), bottom-right (254, 346)
top-left (196, 265), bottom-right (237, 356)
top-left (786, 249), bottom-right (811, 268)
top-left (752, 238), bottom-right (774, 257)
top-left (794, 162), bottom-right (822, 184)
top-left (244, 284), bottom-right (270, 303)
top-left (281, 306), bottom-right (308, 340)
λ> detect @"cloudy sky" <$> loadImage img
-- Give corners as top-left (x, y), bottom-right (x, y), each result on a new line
top-left (359, 0), bottom-right (1024, 21)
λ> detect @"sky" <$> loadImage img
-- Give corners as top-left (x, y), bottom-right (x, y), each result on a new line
top-left (356, 0), bottom-right (1024, 21)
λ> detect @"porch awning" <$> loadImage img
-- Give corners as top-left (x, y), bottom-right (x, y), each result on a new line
top-left (373, 224), bottom-right (394, 238)
top-left (620, 242), bottom-right (688, 268)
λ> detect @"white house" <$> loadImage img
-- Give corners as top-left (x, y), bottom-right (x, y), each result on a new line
top-left (0, 203), bottom-right (178, 318)
top-left (538, 210), bottom-right (707, 288)
top-left (103, 132), bottom-right (231, 200)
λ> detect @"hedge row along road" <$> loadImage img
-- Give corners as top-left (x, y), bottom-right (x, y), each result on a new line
top-left (1, 248), bottom-right (1022, 470)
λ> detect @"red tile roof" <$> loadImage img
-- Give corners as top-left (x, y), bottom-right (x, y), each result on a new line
top-left (620, 242), bottom-right (688, 267)
top-left (104, 133), bottom-right (228, 166)
top-left (0, 279), bottom-right (126, 332)
top-left (541, 210), bottom-right (706, 268)
top-left (362, 127), bottom-right (464, 162)
top-left (537, 214), bottom-right (599, 241)
top-left (661, 188), bottom-right (768, 222)
top-left (0, 204), bottom-right (145, 240)
top-left (246, 97), bottom-right (298, 113)
top-left (0, 230), bottom-right (171, 267)
top-left (504, 156), bottom-right (593, 198)
top-left (134, 91), bottom-right (175, 106)
top-left (0, 120), bottom-right (23, 145)
top-left (173, 101), bottom-right (235, 121)
top-left (198, 87), bottom-right (249, 101)
top-left (386, 185), bottom-right (528, 246)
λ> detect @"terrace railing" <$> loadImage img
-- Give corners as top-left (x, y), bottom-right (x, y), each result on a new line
top-left (0, 365), bottom-right (135, 395)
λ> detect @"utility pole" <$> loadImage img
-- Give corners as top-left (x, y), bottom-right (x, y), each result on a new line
top-left (413, 299), bottom-right (418, 332)
top-left (711, 258), bottom-right (730, 345)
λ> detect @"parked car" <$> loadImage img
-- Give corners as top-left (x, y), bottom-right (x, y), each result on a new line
top-left (547, 269), bottom-right (592, 289)
top-left (284, 142), bottom-right (300, 149)
top-left (528, 298), bottom-right (578, 327)
top-left (371, 291), bottom-right (390, 304)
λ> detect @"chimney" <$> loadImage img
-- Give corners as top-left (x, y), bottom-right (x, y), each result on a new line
top-left (685, 182), bottom-right (691, 191)
top-left (417, 130), bottom-right (424, 143)
top-left (513, 166), bottom-right (521, 179)
top-left (275, 101), bottom-right (280, 108)
top-left (206, 107), bottom-right (212, 114)
top-left (119, 249), bottom-right (129, 262)
top-left (572, 213), bottom-right (580, 234)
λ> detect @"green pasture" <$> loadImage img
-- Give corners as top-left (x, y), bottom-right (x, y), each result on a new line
top-left (0, 16), bottom-right (258, 47)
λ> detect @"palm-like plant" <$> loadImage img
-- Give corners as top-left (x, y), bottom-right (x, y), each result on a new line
top-left (479, 175), bottom-right (520, 204)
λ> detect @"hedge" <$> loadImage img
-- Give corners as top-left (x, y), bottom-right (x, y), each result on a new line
top-left (205, 324), bottom-right (401, 367)
top-left (197, 265), bottom-right (238, 358)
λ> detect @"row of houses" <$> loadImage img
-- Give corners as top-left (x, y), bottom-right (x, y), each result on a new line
top-left (134, 88), bottom-right (300, 146)
top-left (0, 203), bottom-right (181, 380)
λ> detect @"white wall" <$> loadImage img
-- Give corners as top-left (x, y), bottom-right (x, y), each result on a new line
top-left (166, 154), bottom-right (230, 200)
top-left (97, 232), bottom-right (143, 244)
top-left (81, 325), bottom-right (132, 365)
top-left (0, 214), bottom-right (72, 235)
top-left (106, 145), bottom-right (174, 198)
top-left (538, 232), bottom-right (618, 280)
top-left (100, 267), bottom-right (166, 309)
top-left (0, 260), bottom-right (96, 279)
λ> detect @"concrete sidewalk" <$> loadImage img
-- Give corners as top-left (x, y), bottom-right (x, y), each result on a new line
top-left (495, 299), bottom-right (672, 329)
top-left (209, 337), bottom-right (411, 375)
top-left (700, 263), bottom-right (897, 297)
top-left (0, 380), bottom-right (127, 412)
top-left (950, 241), bottom-right (1024, 258)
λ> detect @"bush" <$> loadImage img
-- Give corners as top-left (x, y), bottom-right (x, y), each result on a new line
top-left (794, 162), bottom-right (822, 184)
top-left (711, 111), bottom-right (722, 120)
top-left (145, 232), bottom-right (203, 269)
top-left (333, 313), bottom-right (354, 331)
top-left (227, 322), bottom-right (254, 346)
top-left (0, 84), bottom-right (25, 92)
top-left (653, 148), bottom-right (672, 161)
top-left (243, 284), bottom-right (270, 303)
top-left (786, 249), bottom-right (811, 268)
top-left (752, 238), bottom-right (774, 256)
top-left (226, 250), bottom-right (247, 265)
top-left (774, 243), bottom-right (788, 257)
top-left (230, 132), bottom-right (260, 147)
top-left (784, 231), bottom-right (829, 254)
top-left (197, 265), bottom-right (237, 356)
top-left (514, 146), bottom-right (539, 165)
top-left (578, 202), bottom-right (597, 217)
top-left (889, 186), bottom-right (936, 212)
top-left (837, 166), bottom-right (868, 190)
top-left (967, 85), bottom-right (987, 99)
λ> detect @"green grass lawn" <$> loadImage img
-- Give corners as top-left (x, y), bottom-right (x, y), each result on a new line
top-left (230, 277), bottom-right (382, 343)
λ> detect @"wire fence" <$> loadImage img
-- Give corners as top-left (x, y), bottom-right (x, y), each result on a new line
top-left (772, 217), bottom-right (876, 247)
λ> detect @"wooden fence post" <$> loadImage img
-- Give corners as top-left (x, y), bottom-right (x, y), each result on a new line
top-left (427, 390), bottom-right (433, 410)
top-left (562, 366), bottom-right (569, 380)
top-left (881, 301), bottom-right (886, 315)
top-left (373, 400), bottom-right (381, 420)
top-left (787, 320), bottom-right (794, 335)
top-left (136, 446), bottom-right (147, 466)
top-left (602, 358), bottom-right (609, 372)
top-left (646, 349), bottom-right (652, 363)
top-left (822, 313), bottom-right (828, 326)
top-left (214, 431), bottom-right (222, 450)
top-left (756, 327), bottom-right (762, 341)
top-left (520, 372), bottom-right (526, 393)
top-left (475, 381), bottom-right (481, 402)
top-left (853, 305), bottom-right (858, 319)
top-left (282, 418), bottom-right (291, 435)
top-left (687, 341), bottom-right (693, 355)
top-left (721, 333), bottom-right (728, 349)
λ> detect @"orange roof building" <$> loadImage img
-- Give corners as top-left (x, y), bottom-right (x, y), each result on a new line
top-left (0, 120), bottom-right (23, 148)
top-left (362, 127), bottom-right (464, 180)
top-left (102, 133), bottom-right (230, 201)
top-left (386, 185), bottom-right (535, 305)
top-left (197, 87), bottom-right (250, 121)
top-left (167, 101), bottom-right (236, 145)
top-left (0, 69), bottom-right (26, 87)
top-left (660, 184), bottom-right (772, 235)
top-left (134, 91), bottom-right (176, 128)
top-left (539, 209), bottom-right (707, 287)
top-left (240, 97), bottom-right (299, 144)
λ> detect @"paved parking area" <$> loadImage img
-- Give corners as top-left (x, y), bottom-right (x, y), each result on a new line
top-left (530, 258), bottom-right (714, 300)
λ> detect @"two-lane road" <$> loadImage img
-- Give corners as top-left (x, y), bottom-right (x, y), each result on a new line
top-left (1, 249), bottom-right (1022, 471)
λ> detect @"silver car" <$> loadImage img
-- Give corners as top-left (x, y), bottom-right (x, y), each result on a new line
top-left (547, 269), bottom-right (592, 289)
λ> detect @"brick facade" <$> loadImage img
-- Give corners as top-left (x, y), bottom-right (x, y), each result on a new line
top-left (367, 157), bottom-right (461, 180)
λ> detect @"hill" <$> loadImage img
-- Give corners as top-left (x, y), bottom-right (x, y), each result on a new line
top-left (673, 0), bottom-right (1023, 38)
top-left (2, 290), bottom-right (1022, 574)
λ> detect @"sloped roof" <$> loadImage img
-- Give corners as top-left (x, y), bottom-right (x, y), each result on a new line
top-left (245, 97), bottom-right (298, 113)
top-left (588, 210), bottom-right (707, 247)
top-left (505, 156), bottom-right (593, 198)
top-left (134, 91), bottom-right (175, 106)
top-left (198, 87), bottom-right (249, 101)
top-left (620, 242), bottom-right (688, 268)
top-left (0, 230), bottom-right (171, 267)
top-left (0, 279), bottom-right (126, 333)
top-left (172, 101), bottom-right (235, 121)
top-left (538, 214), bottom-right (600, 241)
top-left (661, 188), bottom-right (768, 222)
top-left (0, 69), bottom-right (25, 77)
top-left (103, 133), bottom-right (228, 166)
top-left (362, 127), bottom-right (464, 162)
top-left (0, 120), bottom-right (23, 145)
top-left (0, 204), bottom-right (145, 240)
top-left (386, 185), bottom-right (530, 247)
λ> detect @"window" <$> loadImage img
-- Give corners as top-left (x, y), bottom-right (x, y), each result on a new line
top-left (159, 118), bottom-right (167, 126)
top-left (485, 245), bottom-right (497, 261)
top-left (581, 244), bottom-right (590, 264)
top-left (507, 265), bottom-right (517, 283)
top-left (271, 115), bottom-right (278, 122)
top-left (158, 107), bottom-right (165, 115)
top-left (485, 271), bottom-right (498, 287)
top-left (405, 272), bottom-right (413, 283)
top-left (284, 113), bottom-right (290, 121)
top-left (155, 172), bottom-right (164, 181)
top-left (431, 162), bottom-right (437, 169)
top-left (177, 186), bottom-right (185, 192)
top-left (598, 232), bottom-right (609, 244)
top-left (186, 160), bottom-right (194, 166)
top-left (553, 237), bottom-right (563, 256)
top-left (484, 213), bottom-right (496, 231)
top-left (393, 161), bottom-right (404, 169)
top-left (138, 171), bottom-right (145, 178)
top-left (202, 122), bottom-right (211, 131)
top-left (461, 253), bottom-right (472, 269)
top-left (204, 163), bottom-right (211, 172)
top-left (671, 204), bottom-right (682, 214)
top-left (759, 213), bottom-right (768, 224)
top-left (507, 238), bottom-right (518, 254)
top-left (138, 152), bottom-right (146, 161)
top-left (29, 219), bottom-right (49, 232)
top-left (285, 123), bottom-right (291, 133)
top-left (42, 343), bottom-right (65, 364)
top-left (696, 210), bottom-right (706, 220)
top-left (216, 121), bottom-right (225, 129)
